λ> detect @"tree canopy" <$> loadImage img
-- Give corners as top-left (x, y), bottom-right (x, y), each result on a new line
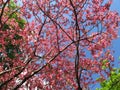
top-left (0, 0), bottom-right (120, 90)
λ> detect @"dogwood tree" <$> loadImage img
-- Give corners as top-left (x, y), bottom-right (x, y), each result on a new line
top-left (0, 0), bottom-right (120, 90)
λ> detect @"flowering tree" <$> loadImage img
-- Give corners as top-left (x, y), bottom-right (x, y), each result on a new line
top-left (0, 0), bottom-right (120, 89)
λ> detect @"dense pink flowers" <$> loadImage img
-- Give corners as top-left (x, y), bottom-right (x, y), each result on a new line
top-left (0, 0), bottom-right (120, 89)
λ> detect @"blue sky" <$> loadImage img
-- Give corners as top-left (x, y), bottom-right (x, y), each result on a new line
top-left (111, 0), bottom-right (120, 13)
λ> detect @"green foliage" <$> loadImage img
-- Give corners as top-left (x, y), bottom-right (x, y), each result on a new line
top-left (16, 19), bottom-right (26, 29)
top-left (8, 0), bottom-right (17, 10)
top-left (5, 43), bottom-right (16, 59)
top-left (97, 68), bottom-right (120, 90)
top-left (8, 0), bottom-right (26, 29)
top-left (101, 59), bottom-right (108, 70)
top-left (5, 37), bottom-right (11, 43)
top-left (14, 34), bottom-right (22, 40)
top-left (0, 44), bottom-right (2, 48)
top-left (5, 44), bottom-right (19, 59)
top-left (9, 13), bottom-right (18, 19)
top-left (5, 43), bottom-right (21, 59)
top-left (0, 0), bottom-right (25, 61)
top-left (2, 24), bottom-right (10, 31)
top-left (0, 57), bottom-right (2, 62)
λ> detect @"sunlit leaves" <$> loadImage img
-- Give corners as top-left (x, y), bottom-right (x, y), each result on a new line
top-left (16, 19), bottom-right (26, 29)
top-left (7, 0), bottom-right (26, 29)
top-left (97, 68), bottom-right (120, 90)
top-left (8, 0), bottom-right (17, 10)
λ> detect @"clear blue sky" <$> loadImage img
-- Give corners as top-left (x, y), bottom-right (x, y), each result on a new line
top-left (111, 0), bottom-right (120, 13)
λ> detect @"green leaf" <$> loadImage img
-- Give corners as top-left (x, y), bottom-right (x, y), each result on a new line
top-left (8, 0), bottom-right (17, 10)
top-left (102, 66), bottom-right (107, 70)
top-left (9, 13), bottom-right (18, 19)
top-left (102, 59), bottom-right (108, 64)
top-left (0, 57), bottom-right (3, 62)
top-left (7, 53), bottom-right (15, 59)
top-left (111, 71), bottom-right (116, 75)
top-left (5, 43), bottom-right (15, 59)
top-left (98, 67), bottom-right (120, 90)
top-left (7, 0), bottom-right (26, 29)
top-left (100, 81), bottom-right (106, 87)
top-left (5, 43), bottom-right (15, 51)
top-left (16, 19), bottom-right (26, 29)
top-left (0, 44), bottom-right (2, 48)
top-left (14, 34), bottom-right (22, 40)
top-left (2, 24), bottom-right (10, 31)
